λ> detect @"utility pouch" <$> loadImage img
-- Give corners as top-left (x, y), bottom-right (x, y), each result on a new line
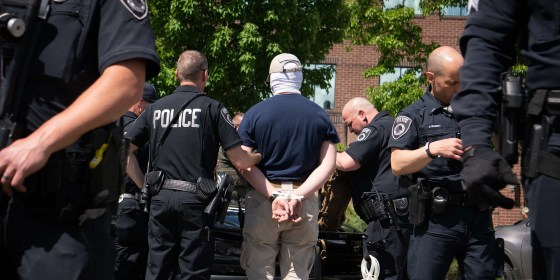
top-left (358, 192), bottom-right (390, 226)
top-left (196, 177), bottom-right (218, 204)
top-left (145, 170), bottom-right (165, 195)
top-left (431, 187), bottom-right (448, 214)
top-left (408, 178), bottom-right (432, 226)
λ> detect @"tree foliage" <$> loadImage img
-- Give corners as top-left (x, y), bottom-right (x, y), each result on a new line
top-left (345, 0), bottom-right (461, 116)
top-left (148, 0), bottom-right (349, 112)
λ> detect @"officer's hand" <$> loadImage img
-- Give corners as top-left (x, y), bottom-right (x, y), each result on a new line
top-left (429, 138), bottom-right (463, 160)
top-left (253, 152), bottom-right (262, 165)
top-left (461, 146), bottom-right (517, 209)
top-left (466, 183), bottom-right (515, 211)
top-left (0, 135), bottom-right (51, 196)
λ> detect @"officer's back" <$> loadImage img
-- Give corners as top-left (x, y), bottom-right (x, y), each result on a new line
top-left (125, 50), bottom-right (261, 280)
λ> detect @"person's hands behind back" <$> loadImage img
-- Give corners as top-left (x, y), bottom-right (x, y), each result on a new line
top-left (461, 146), bottom-right (517, 209)
top-left (272, 198), bottom-right (302, 223)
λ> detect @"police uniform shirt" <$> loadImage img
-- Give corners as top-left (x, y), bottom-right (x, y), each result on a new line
top-left (388, 88), bottom-right (463, 191)
top-left (122, 111), bottom-right (149, 194)
top-left (18, 0), bottom-right (160, 131)
top-left (126, 85), bottom-right (241, 182)
top-left (453, 0), bottom-right (560, 148)
top-left (345, 111), bottom-right (404, 202)
top-left (238, 94), bottom-right (339, 182)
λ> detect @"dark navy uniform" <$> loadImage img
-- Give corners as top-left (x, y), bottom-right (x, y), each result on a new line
top-left (126, 85), bottom-right (241, 279)
top-left (2, 0), bottom-right (159, 279)
top-left (453, 1), bottom-right (560, 279)
top-left (389, 88), bottom-right (500, 279)
top-left (345, 111), bottom-right (411, 280)
top-left (114, 111), bottom-right (150, 280)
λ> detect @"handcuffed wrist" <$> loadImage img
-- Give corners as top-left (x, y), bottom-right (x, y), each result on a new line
top-left (269, 193), bottom-right (279, 203)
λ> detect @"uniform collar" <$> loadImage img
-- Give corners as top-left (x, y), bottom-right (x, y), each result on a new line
top-left (369, 110), bottom-right (390, 125)
top-left (422, 86), bottom-right (452, 116)
top-left (124, 111), bottom-right (137, 119)
top-left (174, 85), bottom-right (204, 95)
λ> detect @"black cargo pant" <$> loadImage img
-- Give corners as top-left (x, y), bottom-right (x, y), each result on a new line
top-left (529, 174), bottom-right (560, 280)
top-left (407, 206), bottom-right (500, 280)
top-left (365, 213), bottom-right (412, 280)
top-left (114, 195), bottom-right (148, 280)
top-left (145, 189), bottom-right (213, 280)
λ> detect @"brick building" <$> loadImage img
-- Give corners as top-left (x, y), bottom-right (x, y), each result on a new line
top-left (318, 12), bottom-right (525, 226)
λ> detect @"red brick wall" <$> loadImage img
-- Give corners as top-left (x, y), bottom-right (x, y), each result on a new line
top-left (326, 13), bottom-right (524, 226)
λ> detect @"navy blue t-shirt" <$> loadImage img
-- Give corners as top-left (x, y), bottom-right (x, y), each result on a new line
top-left (345, 111), bottom-right (407, 202)
top-left (238, 94), bottom-right (339, 182)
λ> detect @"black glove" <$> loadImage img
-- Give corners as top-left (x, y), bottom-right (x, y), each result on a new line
top-left (461, 146), bottom-right (518, 209)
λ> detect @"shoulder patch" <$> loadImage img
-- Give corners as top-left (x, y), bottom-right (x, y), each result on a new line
top-left (120, 0), bottom-right (148, 20)
top-left (392, 116), bottom-right (412, 140)
top-left (221, 108), bottom-right (235, 128)
top-left (357, 128), bottom-right (371, 142)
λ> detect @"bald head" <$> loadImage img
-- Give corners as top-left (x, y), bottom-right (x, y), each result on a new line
top-left (342, 97), bottom-right (378, 135)
top-left (427, 46), bottom-right (463, 75)
top-left (342, 97), bottom-right (375, 115)
top-left (426, 46), bottom-right (464, 105)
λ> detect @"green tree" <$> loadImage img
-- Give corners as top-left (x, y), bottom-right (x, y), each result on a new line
top-left (148, 0), bottom-right (350, 112)
top-left (345, 0), bottom-right (462, 116)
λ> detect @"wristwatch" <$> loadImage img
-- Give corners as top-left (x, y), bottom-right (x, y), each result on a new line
top-left (269, 193), bottom-right (279, 203)
top-left (425, 142), bottom-right (438, 159)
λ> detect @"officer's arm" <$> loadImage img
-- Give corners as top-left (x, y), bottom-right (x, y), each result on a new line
top-left (390, 147), bottom-right (432, 176)
top-left (0, 59), bottom-right (146, 191)
top-left (293, 141), bottom-right (337, 199)
top-left (225, 144), bottom-right (261, 170)
top-left (126, 143), bottom-right (144, 189)
top-left (237, 145), bottom-right (278, 199)
top-left (336, 151), bottom-right (361, 172)
top-left (391, 137), bottom-right (463, 176)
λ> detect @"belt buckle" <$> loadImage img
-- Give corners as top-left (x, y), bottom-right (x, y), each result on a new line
top-left (281, 181), bottom-right (294, 191)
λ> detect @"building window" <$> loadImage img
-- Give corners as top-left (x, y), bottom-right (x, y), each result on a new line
top-left (379, 67), bottom-right (415, 84)
top-left (307, 64), bottom-right (336, 110)
top-left (441, 0), bottom-right (468, 16)
top-left (383, 0), bottom-right (422, 15)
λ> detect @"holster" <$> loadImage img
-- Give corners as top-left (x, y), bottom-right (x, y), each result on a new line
top-left (144, 170), bottom-right (165, 195)
top-left (196, 177), bottom-right (218, 204)
top-left (524, 89), bottom-right (560, 180)
top-left (408, 178), bottom-right (432, 226)
top-left (357, 192), bottom-right (386, 224)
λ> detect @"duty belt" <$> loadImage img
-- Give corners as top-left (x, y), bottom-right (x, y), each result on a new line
top-left (447, 192), bottom-right (476, 207)
top-left (161, 179), bottom-right (197, 193)
top-left (119, 193), bottom-right (141, 201)
top-left (431, 185), bottom-right (476, 212)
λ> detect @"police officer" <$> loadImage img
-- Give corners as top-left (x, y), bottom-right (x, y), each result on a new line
top-left (125, 50), bottom-right (261, 280)
top-left (0, 0), bottom-right (160, 278)
top-left (114, 83), bottom-right (158, 279)
top-left (452, 1), bottom-right (560, 279)
top-left (215, 112), bottom-right (251, 203)
top-left (238, 53), bottom-right (339, 279)
top-left (336, 97), bottom-right (411, 280)
top-left (389, 46), bottom-right (501, 279)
